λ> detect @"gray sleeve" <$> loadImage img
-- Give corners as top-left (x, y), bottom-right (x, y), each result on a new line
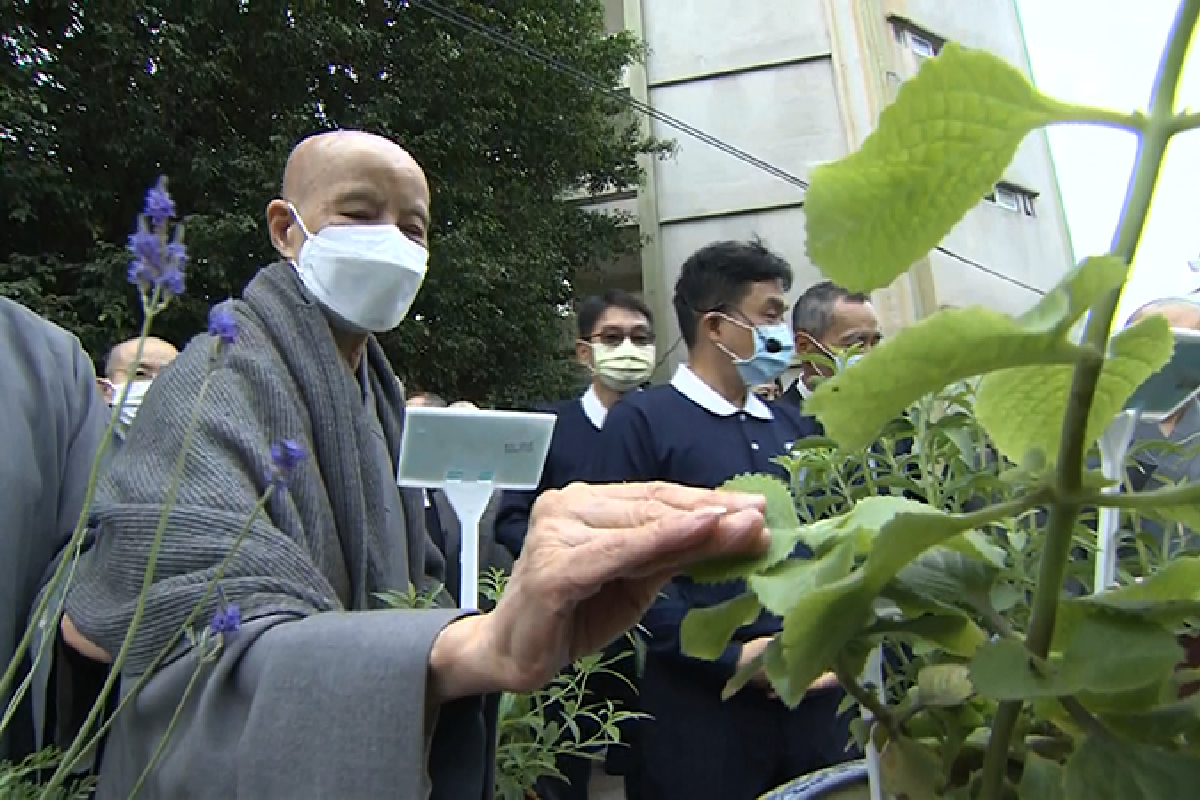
top-left (53, 335), bottom-right (109, 561)
top-left (94, 609), bottom-right (493, 800)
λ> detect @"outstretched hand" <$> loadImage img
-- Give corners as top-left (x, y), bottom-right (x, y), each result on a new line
top-left (429, 482), bottom-right (767, 699)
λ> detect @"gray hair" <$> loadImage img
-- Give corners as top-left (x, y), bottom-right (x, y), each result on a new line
top-left (792, 281), bottom-right (870, 338)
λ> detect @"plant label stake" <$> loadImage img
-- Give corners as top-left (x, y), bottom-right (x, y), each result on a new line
top-left (396, 406), bottom-right (557, 610)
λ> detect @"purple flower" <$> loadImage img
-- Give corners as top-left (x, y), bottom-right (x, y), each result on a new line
top-left (207, 301), bottom-right (238, 346)
top-left (126, 178), bottom-right (187, 300)
top-left (270, 439), bottom-right (309, 488)
top-left (128, 228), bottom-right (162, 266)
top-left (143, 178), bottom-right (176, 226)
top-left (210, 603), bottom-right (242, 635)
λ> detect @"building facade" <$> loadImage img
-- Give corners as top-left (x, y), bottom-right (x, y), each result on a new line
top-left (577, 0), bottom-right (1076, 376)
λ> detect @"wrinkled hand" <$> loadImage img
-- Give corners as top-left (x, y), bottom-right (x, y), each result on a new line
top-left (430, 482), bottom-right (767, 698)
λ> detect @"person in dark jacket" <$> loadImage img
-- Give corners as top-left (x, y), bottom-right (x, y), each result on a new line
top-left (592, 240), bottom-right (853, 800)
top-left (494, 289), bottom-right (656, 800)
top-left (781, 281), bottom-right (882, 410)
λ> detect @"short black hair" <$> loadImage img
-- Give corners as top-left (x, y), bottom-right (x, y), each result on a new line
top-left (673, 239), bottom-right (793, 347)
top-left (577, 289), bottom-right (654, 339)
top-left (792, 280), bottom-right (870, 339)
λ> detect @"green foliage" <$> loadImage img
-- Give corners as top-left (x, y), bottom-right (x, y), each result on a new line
top-left (976, 314), bottom-right (1175, 465)
top-left (379, 570), bottom-right (642, 799)
top-left (0, 1), bottom-right (663, 405)
top-left (681, 6), bottom-right (1200, 796)
top-left (805, 257), bottom-right (1125, 451)
top-left (802, 44), bottom-right (1084, 293)
top-left (0, 750), bottom-right (93, 800)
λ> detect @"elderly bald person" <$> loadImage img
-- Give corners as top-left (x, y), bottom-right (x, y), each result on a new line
top-left (61, 130), bottom-right (768, 800)
top-left (97, 336), bottom-right (178, 443)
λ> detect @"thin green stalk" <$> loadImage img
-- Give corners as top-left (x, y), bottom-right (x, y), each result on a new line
top-left (1084, 477), bottom-right (1200, 510)
top-left (0, 288), bottom-right (161, 725)
top-left (44, 367), bottom-right (217, 791)
top-left (1170, 110), bottom-right (1200, 133)
top-left (65, 486), bottom-right (275, 769)
top-left (834, 659), bottom-right (896, 737)
top-left (1052, 104), bottom-right (1145, 133)
top-left (127, 653), bottom-right (208, 800)
top-left (978, 2), bottom-right (1200, 798)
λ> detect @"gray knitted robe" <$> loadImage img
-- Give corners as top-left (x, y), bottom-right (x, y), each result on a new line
top-left (64, 262), bottom-right (494, 799)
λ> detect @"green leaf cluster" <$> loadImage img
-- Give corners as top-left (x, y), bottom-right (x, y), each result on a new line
top-left (682, 15), bottom-right (1200, 798)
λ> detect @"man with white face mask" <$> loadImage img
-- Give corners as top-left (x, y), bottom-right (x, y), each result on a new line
top-left (97, 336), bottom-right (178, 437)
top-left (60, 131), bottom-right (772, 800)
top-left (495, 289), bottom-right (655, 558)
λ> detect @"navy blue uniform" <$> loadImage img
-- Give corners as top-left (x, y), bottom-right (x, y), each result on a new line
top-left (494, 394), bottom-right (604, 557)
top-left (591, 367), bottom-right (855, 800)
top-left (493, 389), bottom-right (639, 800)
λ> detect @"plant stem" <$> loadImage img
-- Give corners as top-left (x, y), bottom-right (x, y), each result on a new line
top-left (1054, 105), bottom-right (1145, 133)
top-left (978, 3), bottom-right (1200, 798)
top-left (1058, 696), bottom-right (1111, 741)
top-left (69, 485), bottom-right (276, 765)
top-left (1084, 478), bottom-right (1200, 510)
top-left (45, 368), bottom-right (216, 791)
top-left (834, 660), bottom-right (896, 736)
top-left (1171, 110), bottom-right (1200, 133)
top-left (127, 654), bottom-right (208, 799)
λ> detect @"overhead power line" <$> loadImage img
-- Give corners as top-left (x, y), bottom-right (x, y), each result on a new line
top-left (405, 0), bottom-right (1045, 296)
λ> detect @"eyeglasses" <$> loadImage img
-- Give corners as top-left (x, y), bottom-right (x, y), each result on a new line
top-left (587, 329), bottom-right (656, 347)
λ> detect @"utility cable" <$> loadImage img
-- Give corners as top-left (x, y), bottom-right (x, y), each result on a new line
top-left (405, 0), bottom-right (1045, 296)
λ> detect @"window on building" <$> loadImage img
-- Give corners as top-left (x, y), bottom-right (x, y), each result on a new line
top-left (984, 183), bottom-right (1037, 216)
top-left (907, 32), bottom-right (937, 59)
top-left (890, 18), bottom-right (945, 60)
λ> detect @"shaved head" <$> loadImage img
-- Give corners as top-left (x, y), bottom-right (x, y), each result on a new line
top-left (267, 130), bottom-right (431, 262)
top-left (100, 336), bottom-right (178, 403)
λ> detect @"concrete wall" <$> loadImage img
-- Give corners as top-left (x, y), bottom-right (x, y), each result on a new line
top-left (584, 0), bottom-right (1076, 369)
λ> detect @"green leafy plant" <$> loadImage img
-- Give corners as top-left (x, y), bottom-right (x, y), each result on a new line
top-left (380, 569), bottom-right (643, 800)
top-left (681, 3), bottom-right (1200, 798)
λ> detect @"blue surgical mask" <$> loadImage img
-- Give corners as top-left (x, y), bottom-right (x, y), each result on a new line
top-left (837, 352), bottom-right (864, 371)
top-left (721, 320), bottom-right (795, 388)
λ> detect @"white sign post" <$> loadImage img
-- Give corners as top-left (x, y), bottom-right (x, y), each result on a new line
top-left (1094, 327), bottom-right (1200, 592)
top-left (1095, 411), bottom-right (1141, 592)
top-left (397, 407), bottom-right (557, 610)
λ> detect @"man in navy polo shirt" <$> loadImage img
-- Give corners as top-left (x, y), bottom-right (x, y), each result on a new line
top-left (494, 288), bottom-right (656, 800)
top-left (592, 240), bottom-right (853, 800)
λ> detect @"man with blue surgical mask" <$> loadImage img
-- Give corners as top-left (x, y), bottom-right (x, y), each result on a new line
top-left (592, 240), bottom-right (852, 800)
top-left (782, 280), bottom-right (882, 409)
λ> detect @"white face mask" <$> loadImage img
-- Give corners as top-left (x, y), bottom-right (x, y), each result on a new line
top-left (112, 380), bottom-right (152, 427)
top-left (290, 205), bottom-right (429, 333)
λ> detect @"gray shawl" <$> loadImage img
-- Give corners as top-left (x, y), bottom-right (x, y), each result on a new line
top-left (67, 260), bottom-right (442, 674)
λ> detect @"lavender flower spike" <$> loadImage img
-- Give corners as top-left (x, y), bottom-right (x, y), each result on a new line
top-left (207, 300), bottom-right (239, 346)
top-left (210, 603), bottom-right (242, 635)
top-left (143, 177), bottom-right (176, 226)
top-left (270, 439), bottom-right (309, 488)
top-left (126, 177), bottom-right (187, 300)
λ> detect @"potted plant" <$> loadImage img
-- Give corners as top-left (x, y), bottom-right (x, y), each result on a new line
top-left (681, 2), bottom-right (1200, 798)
